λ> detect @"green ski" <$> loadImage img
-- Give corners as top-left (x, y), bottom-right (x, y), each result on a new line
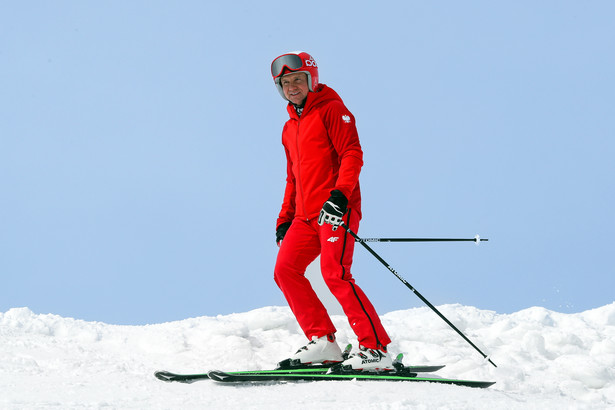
top-left (207, 369), bottom-right (495, 388)
top-left (154, 364), bottom-right (445, 384)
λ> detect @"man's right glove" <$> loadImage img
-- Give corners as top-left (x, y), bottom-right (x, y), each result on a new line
top-left (276, 221), bottom-right (291, 246)
top-left (318, 190), bottom-right (348, 231)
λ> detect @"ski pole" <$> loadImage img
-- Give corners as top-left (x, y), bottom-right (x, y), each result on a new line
top-left (356, 236), bottom-right (488, 243)
top-left (341, 223), bottom-right (497, 368)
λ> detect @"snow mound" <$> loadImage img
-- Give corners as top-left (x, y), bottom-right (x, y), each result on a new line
top-left (1, 304), bottom-right (614, 409)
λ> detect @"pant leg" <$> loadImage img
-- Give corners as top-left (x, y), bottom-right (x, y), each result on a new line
top-left (318, 210), bottom-right (391, 349)
top-left (274, 218), bottom-right (337, 340)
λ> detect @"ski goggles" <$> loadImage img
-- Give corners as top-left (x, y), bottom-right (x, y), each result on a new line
top-left (271, 54), bottom-right (304, 79)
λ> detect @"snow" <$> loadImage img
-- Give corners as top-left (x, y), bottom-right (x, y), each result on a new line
top-left (1, 303), bottom-right (614, 409)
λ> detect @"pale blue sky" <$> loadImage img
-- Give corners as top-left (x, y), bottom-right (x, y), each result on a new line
top-left (2, 1), bottom-right (613, 325)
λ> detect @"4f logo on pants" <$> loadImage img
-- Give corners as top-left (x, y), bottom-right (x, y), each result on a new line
top-left (327, 237), bottom-right (339, 243)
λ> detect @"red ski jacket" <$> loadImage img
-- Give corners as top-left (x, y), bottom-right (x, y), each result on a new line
top-left (277, 84), bottom-right (363, 228)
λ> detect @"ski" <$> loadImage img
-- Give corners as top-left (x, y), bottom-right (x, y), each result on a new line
top-left (154, 364), bottom-right (445, 384)
top-left (207, 369), bottom-right (495, 388)
top-left (154, 350), bottom-right (443, 384)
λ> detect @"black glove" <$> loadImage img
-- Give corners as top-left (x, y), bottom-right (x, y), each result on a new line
top-left (318, 190), bottom-right (348, 230)
top-left (276, 221), bottom-right (291, 245)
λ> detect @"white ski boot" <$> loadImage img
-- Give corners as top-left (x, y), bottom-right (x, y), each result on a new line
top-left (335, 345), bottom-right (394, 373)
top-left (286, 333), bottom-right (343, 366)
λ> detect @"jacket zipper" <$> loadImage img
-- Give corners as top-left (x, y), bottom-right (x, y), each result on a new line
top-left (294, 119), bottom-right (309, 221)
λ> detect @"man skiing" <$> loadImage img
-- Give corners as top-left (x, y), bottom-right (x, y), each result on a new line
top-left (271, 51), bottom-right (393, 372)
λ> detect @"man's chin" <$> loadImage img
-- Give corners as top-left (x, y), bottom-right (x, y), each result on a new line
top-left (290, 97), bottom-right (307, 107)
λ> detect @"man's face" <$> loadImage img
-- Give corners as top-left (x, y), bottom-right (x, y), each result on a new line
top-left (281, 72), bottom-right (310, 106)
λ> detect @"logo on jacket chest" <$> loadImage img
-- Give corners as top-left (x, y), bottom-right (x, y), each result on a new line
top-left (342, 115), bottom-right (351, 123)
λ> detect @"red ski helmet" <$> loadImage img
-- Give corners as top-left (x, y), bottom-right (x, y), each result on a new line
top-left (271, 51), bottom-right (319, 100)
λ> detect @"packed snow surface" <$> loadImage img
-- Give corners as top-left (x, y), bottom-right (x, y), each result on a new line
top-left (1, 303), bottom-right (614, 409)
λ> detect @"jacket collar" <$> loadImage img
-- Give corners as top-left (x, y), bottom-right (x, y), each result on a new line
top-left (286, 84), bottom-right (341, 120)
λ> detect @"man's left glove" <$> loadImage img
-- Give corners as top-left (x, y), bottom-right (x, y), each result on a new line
top-left (318, 190), bottom-right (348, 231)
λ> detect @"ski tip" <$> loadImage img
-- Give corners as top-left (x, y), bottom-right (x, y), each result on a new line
top-left (154, 370), bottom-right (174, 382)
top-left (153, 370), bottom-right (208, 383)
top-left (208, 370), bottom-right (232, 382)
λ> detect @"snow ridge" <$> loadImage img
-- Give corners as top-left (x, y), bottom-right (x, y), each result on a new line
top-left (1, 304), bottom-right (614, 409)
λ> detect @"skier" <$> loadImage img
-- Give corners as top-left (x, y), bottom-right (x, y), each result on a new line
top-left (271, 51), bottom-right (393, 372)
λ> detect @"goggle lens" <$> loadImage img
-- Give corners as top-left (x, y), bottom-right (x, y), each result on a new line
top-left (271, 54), bottom-right (304, 78)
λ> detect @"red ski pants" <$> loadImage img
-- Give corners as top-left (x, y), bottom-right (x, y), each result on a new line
top-left (274, 210), bottom-right (391, 349)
